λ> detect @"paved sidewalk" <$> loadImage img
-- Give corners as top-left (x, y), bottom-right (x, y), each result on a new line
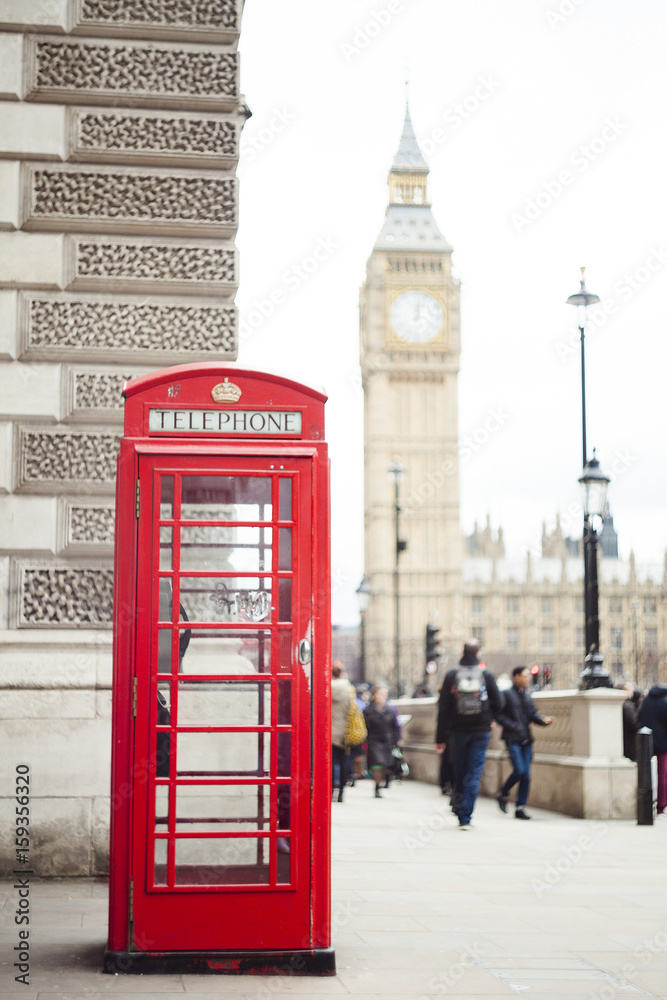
top-left (1, 780), bottom-right (666, 999)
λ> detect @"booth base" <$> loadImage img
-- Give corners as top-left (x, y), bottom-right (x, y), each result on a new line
top-left (103, 946), bottom-right (336, 976)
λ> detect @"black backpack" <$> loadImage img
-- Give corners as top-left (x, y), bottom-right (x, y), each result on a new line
top-left (452, 666), bottom-right (488, 716)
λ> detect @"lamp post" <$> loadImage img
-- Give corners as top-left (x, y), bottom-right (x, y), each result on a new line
top-left (355, 577), bottom-right (371, 683)
top-left (388, 460), bottom-right (406, 698)
top-left (578, 452), bottom-right (611, 688)
top-left (567, 269), bottom-right (612, 690)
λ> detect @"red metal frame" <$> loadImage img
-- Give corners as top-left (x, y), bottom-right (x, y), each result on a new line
top-left (107, 366), bottom-right (331, 970)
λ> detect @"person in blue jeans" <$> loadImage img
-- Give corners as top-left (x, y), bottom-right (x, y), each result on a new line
top-left (495, 666), bottom-right (554, 819)
top-left (435, 640), bottom-right (504, 829)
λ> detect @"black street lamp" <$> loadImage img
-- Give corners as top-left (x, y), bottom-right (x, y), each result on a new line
top-left (355, 577), bottom-right (371, 683)
top-left (578, 453), bottom-right (611, 688)
top-left (388, 460), bottom-right (406, 697)
top-left (566, 268), bottom-right (612, 689)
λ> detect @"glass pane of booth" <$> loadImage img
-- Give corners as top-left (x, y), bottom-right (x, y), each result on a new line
top-left (173, 838), bottom-right (270, 885)
top-left (155, 784), bottom-right (169, 829)
top-left (180, 525), bottom-right (272, 572)
top-left (279, 477), bottom-right (292, 520)
top-left (176, 680), bottom-right (270, 727)
top-left (181, 476), bottom-right (272, 521)
top-left (176, 732), bottom-right (270, 777)
top-left (160, 475), bottom-right (174, 520)
top-left (175, 784), bottom-right (269, 833)
top-left (170, 628), bottom-right (272, 676)
top-left (179, 576), bottom-right (272, 625)
top-left (159, 527), bottom-right (173, 569)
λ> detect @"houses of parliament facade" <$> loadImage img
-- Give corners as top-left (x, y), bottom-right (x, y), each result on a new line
top-left (357, 108), bottom-right (666, 694)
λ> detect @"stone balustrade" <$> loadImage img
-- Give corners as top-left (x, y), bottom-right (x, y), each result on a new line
top-left (396, 687), bottom-right (636, 820)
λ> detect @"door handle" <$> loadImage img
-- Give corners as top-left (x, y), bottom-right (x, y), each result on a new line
top-left (298, 639), bottom-right (311, 664)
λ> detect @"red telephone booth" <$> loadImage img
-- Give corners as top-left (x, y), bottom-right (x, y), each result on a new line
top-left (105, 365), bottom-right (334, 975)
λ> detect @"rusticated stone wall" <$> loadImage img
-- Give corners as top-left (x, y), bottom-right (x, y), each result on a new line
top-left (0, 0), bottom-right (242, 627)
top-left (0, 0), bottom-right (244, 876)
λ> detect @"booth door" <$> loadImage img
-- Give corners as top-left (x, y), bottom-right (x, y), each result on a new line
top-left (131, 454), bottom-right (314, 951)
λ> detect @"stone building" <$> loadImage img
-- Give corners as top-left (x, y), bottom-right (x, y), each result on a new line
top-left (359, 113), bottom-right (665, 696)
top-left (0, 1), bottom-right (244, 876)
top-left (359, 106), bottom-right (463, 692)
top-left (463, 517), bottom-right (666, 691)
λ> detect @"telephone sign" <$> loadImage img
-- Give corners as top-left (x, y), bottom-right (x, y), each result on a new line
top-left (105, 365), bottom-right (333, 976)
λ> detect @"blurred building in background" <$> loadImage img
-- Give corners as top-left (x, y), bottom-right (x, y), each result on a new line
top-left (463, 515), bottom-right (665, 691)
top-left (359, 114), bottom-right (665, 695)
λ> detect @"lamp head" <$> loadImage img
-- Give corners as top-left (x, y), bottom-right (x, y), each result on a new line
top-left (566, 266), bottom-right (600, 309)
top-left (388, 459), bottom-right (406, 484)
top-left (356, 577), bottom-right (371, 613)
top-left (578, 450), bottom-right (610, 518)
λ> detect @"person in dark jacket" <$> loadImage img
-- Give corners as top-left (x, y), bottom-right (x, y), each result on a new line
top-left (495, 665), bottom-right (554, 819)
top-left (637, 684), bottom-right (667, 815)
top-left (363, 684), bottom-right (400, 798)
top-left (616, 680), bottom-right (641, 762)
top-left (434, 640), bottom-right (504, 828)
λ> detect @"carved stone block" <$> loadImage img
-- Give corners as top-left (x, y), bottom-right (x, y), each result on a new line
top-left (68, 109), bottom-right (239, 168)
top-left (16, 424), bottom-right (120, 494)
top-left (65, 237), bottom-right (238, 297)
top-left (15, 561), bottom-right (113, 627)
top-left (69, 504), bottom-right (114, 545)
top-left (72, 0), bottom-right (241, 43)
top-left (25, 36), bottom-right (239, 111)
top-left (73, 370), bottom-right (129, 412)
top-left (58, 498), bottom-right (115, 554)
top-left (22, 164), bottom-right (238, 238)
top-left (63, 366), bottom-right (137, 423)
top-left (20, 292), bottom-right (237, 363)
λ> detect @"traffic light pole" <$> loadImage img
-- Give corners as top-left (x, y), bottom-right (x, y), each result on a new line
top-left (425, 624), bottom-right (441, 685)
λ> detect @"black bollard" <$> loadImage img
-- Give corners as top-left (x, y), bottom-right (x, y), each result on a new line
top-left (636, 726), bottom-right (654, 826)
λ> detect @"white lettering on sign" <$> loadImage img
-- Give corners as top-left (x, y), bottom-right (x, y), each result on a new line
top-left (149, 409), bottom-right (303, 435)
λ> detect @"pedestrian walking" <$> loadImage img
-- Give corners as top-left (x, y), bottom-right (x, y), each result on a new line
top-left (331, 662), bottom-right (355, 802)
top-left (637, 684), bottom-right (667, 816)
top-left (434, 639), bottom-right (504, 828)
top-left (616, 679), bottom-right (641, 762)
top-left (363, 684), bottom-right (400, 798)
top-left (349, 684), bottom-right (371, 783)
top-left (495, 665), bottom-right (554, 819)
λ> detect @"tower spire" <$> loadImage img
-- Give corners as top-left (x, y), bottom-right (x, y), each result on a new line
top-left (374, 103), bottom-right (450, 252)
top-left (392, 103), bottom-right (429, 173)
top-left (388, 103), bottom-right (430, 205)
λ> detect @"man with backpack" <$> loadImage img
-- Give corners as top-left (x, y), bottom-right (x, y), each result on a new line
top-left (435, 639), bottom-right (504, 829)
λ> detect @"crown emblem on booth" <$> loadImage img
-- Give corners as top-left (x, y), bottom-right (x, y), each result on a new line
top-left (211, 378), bottom-right (242, 403)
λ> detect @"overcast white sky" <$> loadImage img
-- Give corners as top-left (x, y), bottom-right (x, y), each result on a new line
top-left (235, 0), bottom-right (667, 625)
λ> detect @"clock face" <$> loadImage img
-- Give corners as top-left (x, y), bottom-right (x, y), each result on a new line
top-left (389, 291), bottom-right (444, 343)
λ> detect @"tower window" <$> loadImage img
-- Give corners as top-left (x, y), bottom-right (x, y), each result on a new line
top-left (506, 627), bottom-right (519, 651)
top-left (541, 627), bottom-right (555, 649)
top-left (645, 628), bottom-right (658, 650)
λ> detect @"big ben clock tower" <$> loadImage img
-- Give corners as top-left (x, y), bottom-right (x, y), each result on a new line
top-left (360, 106), bottom-right (463, 692)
